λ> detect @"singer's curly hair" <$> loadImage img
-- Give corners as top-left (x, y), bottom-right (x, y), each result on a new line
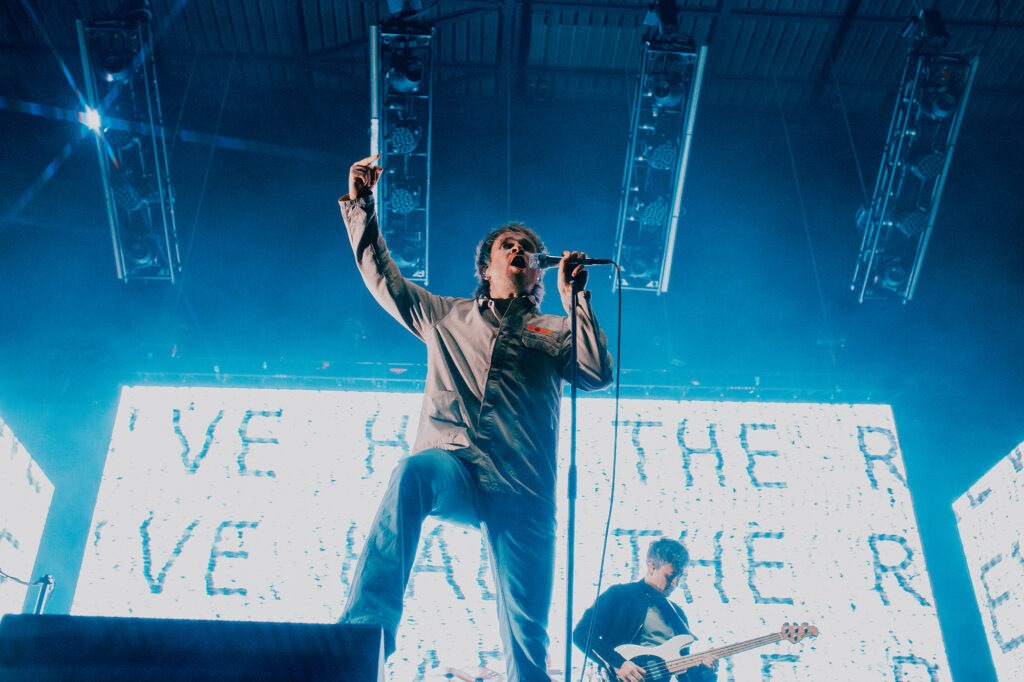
top-left (647, 537), bottom-right (689, 569)
top-left (473, 222), bottom-right (546, 303)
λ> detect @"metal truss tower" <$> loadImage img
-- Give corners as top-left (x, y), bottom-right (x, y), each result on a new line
top-left (370, 20), bottom-right (434, 285)
top-left (77, 5), bottom-right (180, 283)
top-left (852, 11), bottom-right (978, 303)
top-left (614, 35), bottom-right (707, 293)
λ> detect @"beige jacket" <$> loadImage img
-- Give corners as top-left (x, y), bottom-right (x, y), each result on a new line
top-left (340, 195), bottom-right (614, 504)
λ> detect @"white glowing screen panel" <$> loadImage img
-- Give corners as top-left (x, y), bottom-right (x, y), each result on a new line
top-left (73, 386), bottom-right (950, 680)
top-left (954, 441), bottom-right (1024, 681)
top-left (0, 416), bottom-right (54, 618)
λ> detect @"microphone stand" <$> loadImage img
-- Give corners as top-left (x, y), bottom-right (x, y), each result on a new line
top-left (34, 574), bottom-right (54, 614)
top-left (564, 274), bottom-right (581, 682)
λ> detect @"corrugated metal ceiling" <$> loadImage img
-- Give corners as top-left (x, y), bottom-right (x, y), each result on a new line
top-left (2, 0), bottom-right (1021, 129)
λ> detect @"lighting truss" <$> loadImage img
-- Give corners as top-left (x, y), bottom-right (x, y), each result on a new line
top-left (369, 22), bottom-right (434, 284)
top-left (613, 36), bottom-right (707, 293)
top-left (852, 12), bottom-right (978, 303)
top-left (76, 8), bottom-right (181, 283)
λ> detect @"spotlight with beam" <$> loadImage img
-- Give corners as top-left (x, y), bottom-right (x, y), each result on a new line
top-left (79, 107), bottom-right (102, 131)
top-left (76, 5), bottom-right (180, 284)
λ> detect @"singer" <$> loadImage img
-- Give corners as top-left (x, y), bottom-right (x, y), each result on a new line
top-left (338, 154), bottom-right (614, 682)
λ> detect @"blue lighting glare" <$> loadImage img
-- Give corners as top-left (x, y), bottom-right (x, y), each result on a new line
top-left (80, 107), bottom-right (101, 131)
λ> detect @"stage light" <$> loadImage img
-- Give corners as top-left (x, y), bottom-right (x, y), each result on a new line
top-left (896, 208), bottom-right (929, 238)
top-left (80, 107), bottom-right (102, 131)
top-left (651, 76), bottom-right (683, 109)
top-left (371, 23), bottom-right (434, 284)
top-left (851, 10), bottom-right (977, 303)
top-left (89, 28), bottom-right (140, 84)
top-left (388, 233), bottom-right (425, 272)
top-left (877, 257), bottom-right (909, 292)
top-left (387, 55), bottom-right (425, 94)
top-left (645, 137), bottom-right (677, 171)
top-left (922, 87), bottom-right (958, 119)
top-left (623, 246), bottom-right (661, 286)
top-left (77, 8), bottom-right (180, 283)
top-left (613, 35), bottom-right (707, 293)
top-left (389, 185), bottom-right (419, 215)
top-left (123, 231), bottom-right (161, 268)
top-left (638, 195), bottom-right (669, 227)
top-left (113, 178), bottom-right (145, 212)
top-left (387, 121), bottom-right (421, 155)
top-left (101, 53), bottom-right (132, 83)
top-left (909, 151), bottom-right (945, 180)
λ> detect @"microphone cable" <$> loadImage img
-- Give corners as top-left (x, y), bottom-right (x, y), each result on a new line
top-left (573, 263), bottom-right (625, 682)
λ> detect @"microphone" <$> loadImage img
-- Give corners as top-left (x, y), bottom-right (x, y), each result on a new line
top-left (528, 253), bottom-right (615, 269)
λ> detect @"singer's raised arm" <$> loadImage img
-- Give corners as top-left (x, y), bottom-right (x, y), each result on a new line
top-left (334, 151), bottom-right (615, 682)
top-left (338, 189), bottom-right (451, 340)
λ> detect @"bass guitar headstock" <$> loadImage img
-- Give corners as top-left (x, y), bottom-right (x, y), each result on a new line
top-left (780, 622), bottom-right (819, 643)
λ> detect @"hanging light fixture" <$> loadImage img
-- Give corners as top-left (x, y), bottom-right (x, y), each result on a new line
top-left (370, 19), bottom-right (434, 284)
top-left (76, 3), bottom-right (180, 283)
top-left (613, 33), bottom-right (707, 293)
top-left (851, 9), bottom-right (978, 303)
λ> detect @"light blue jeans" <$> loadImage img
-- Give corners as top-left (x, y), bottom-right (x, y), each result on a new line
top-left (341, 448), bottom-right (556, 682)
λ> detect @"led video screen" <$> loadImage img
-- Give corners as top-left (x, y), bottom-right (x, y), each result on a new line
top-left (954, 441), bottom-right (1023, 681)
top-left (72, 386), bottom-right (950, 680)
top-left (0, 416), bottom-right (54, 618)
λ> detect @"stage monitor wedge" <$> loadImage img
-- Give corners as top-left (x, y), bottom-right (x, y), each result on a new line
top-left (0, 614), bottom-right (383, 682)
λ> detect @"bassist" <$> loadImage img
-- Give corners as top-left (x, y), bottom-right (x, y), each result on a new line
top-left (573, 537), bottom-right (718, 682)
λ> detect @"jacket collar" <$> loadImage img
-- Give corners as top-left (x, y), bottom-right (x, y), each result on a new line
top-left (476, 293), bottom-right (539, 310)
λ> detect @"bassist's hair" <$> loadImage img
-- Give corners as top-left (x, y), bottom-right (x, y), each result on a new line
top-left (647, 537), bottom-right (689, 568)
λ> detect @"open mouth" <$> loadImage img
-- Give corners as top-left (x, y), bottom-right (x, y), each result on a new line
top-left (511, 254), bottom-right (528, 269)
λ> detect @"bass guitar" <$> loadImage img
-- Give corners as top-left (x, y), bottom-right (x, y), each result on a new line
top-left (604, 622), bottom-right (819, 681)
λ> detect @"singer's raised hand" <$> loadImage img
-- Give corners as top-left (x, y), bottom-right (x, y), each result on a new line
top-left (349, 154), bottom-right (383, 200)
top-left (558, 250), bottom-right (589, 297)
